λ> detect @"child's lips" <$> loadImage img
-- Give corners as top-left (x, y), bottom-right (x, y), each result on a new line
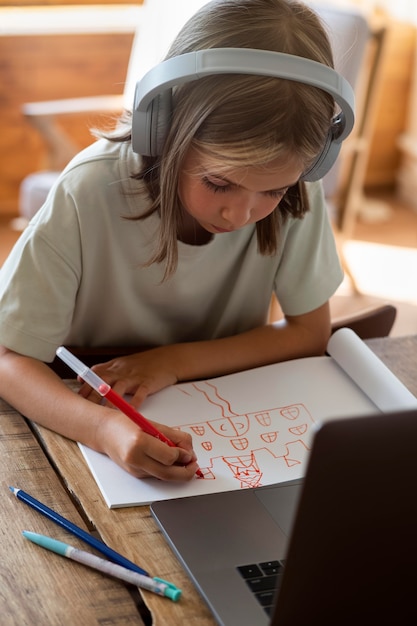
top-left (212, 224), bottom-right (233, 233)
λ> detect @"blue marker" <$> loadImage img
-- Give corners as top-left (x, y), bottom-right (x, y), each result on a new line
top-left (22, 531), bottom-right (181, 601)
top-left (10, 487), bottom-right (149, 576)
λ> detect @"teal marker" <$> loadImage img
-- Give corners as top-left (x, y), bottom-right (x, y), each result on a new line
top-left (10, 486), bottom-right (149, 576)
top-left (22, 531), bottom-right (182, 602)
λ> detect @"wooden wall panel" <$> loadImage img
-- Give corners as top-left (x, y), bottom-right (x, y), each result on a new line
top-left (0, 32), bottom-right (133, 215)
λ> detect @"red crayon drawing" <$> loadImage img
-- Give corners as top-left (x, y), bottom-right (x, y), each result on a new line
top-left (173, 381), bottom-right (315, 488)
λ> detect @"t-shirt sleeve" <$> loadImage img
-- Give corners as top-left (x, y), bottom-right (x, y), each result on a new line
top-left (0, 186), bottom-right (82, 362)
top-left (274, 181), bottom-right (343, 316)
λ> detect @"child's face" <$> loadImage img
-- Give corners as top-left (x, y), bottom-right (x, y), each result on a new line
top-left (178, 148), bottom-right (303, 235)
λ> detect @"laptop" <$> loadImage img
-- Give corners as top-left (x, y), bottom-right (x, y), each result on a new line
top-left (151, 409), bottom-right (417, 626)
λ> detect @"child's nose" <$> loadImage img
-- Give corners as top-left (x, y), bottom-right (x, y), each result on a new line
top-left (220, 197), bottom-right (253, 228)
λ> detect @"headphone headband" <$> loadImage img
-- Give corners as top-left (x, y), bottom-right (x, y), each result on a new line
top-left (132, 48), bottom-right (355, 181)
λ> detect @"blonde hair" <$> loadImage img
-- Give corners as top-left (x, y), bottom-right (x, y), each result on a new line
top-left (108, 0), bottom-right (335, 278)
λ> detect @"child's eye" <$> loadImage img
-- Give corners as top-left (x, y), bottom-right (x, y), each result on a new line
top-left (202, 176), bottom-right (288, 200)
top-left (202, 176), bottom-right (231, 194)
top-left (266, 188), bottom-right (288, 200)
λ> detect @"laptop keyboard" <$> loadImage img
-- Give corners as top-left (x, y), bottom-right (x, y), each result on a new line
top-left (237, 560), bottom-right (285, 616)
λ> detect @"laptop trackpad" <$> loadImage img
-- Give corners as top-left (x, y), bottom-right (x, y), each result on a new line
top-left (254, 479), bottom-right (303, 537)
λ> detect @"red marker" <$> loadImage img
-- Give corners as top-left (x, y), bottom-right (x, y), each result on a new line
top-left (56, 346), bottom-right (204, 478)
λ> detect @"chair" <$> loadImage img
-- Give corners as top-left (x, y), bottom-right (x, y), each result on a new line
top-left (330, 303), bottom-right (397, 339)
top-left (269, 295), bottom-right (396, 336)
top-left (18, 0), bottom-right (208, 221)
top-left (309, 4), bottom-right (388, 292)
top-left (328, 18), bottom-right (388, 240)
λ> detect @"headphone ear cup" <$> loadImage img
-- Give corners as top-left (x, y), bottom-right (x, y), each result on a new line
top-left (301, 130), bottom-right (334, 182)
top-left (148, 90), bottom-right (172, 157)
top-left (301, 114), bottom-right (344, 182)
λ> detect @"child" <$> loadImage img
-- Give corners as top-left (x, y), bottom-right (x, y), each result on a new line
top-left (0, 0), bottom-right (351, 481)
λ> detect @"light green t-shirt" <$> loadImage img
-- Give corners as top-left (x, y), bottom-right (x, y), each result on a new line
top-left (0, 139), bottom-right (343, 362)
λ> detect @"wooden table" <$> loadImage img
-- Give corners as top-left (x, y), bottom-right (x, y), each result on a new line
top-left (2, 336), bottom-right (417, 625)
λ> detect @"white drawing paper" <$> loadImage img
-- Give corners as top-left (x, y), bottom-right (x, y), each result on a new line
top-left (78, 329), bottom-right (417, 508)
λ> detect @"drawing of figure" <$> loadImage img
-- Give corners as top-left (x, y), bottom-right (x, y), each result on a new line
top-left (174, 381), bottom-right (315, 486)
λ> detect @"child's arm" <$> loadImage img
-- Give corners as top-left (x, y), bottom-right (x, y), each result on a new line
top-left (81, 302), bottom-right (331, 408)
top-left (0, 347), bottom-right (199, 481)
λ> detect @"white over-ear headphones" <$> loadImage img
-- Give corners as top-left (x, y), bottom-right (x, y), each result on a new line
top-left (132, 48), bottom-right (354, 182)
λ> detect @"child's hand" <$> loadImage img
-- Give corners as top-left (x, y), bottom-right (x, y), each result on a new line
top-left (96, 407), bottom-right (200, 481)
top-left (78, 346), bottom-right (180, 407)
